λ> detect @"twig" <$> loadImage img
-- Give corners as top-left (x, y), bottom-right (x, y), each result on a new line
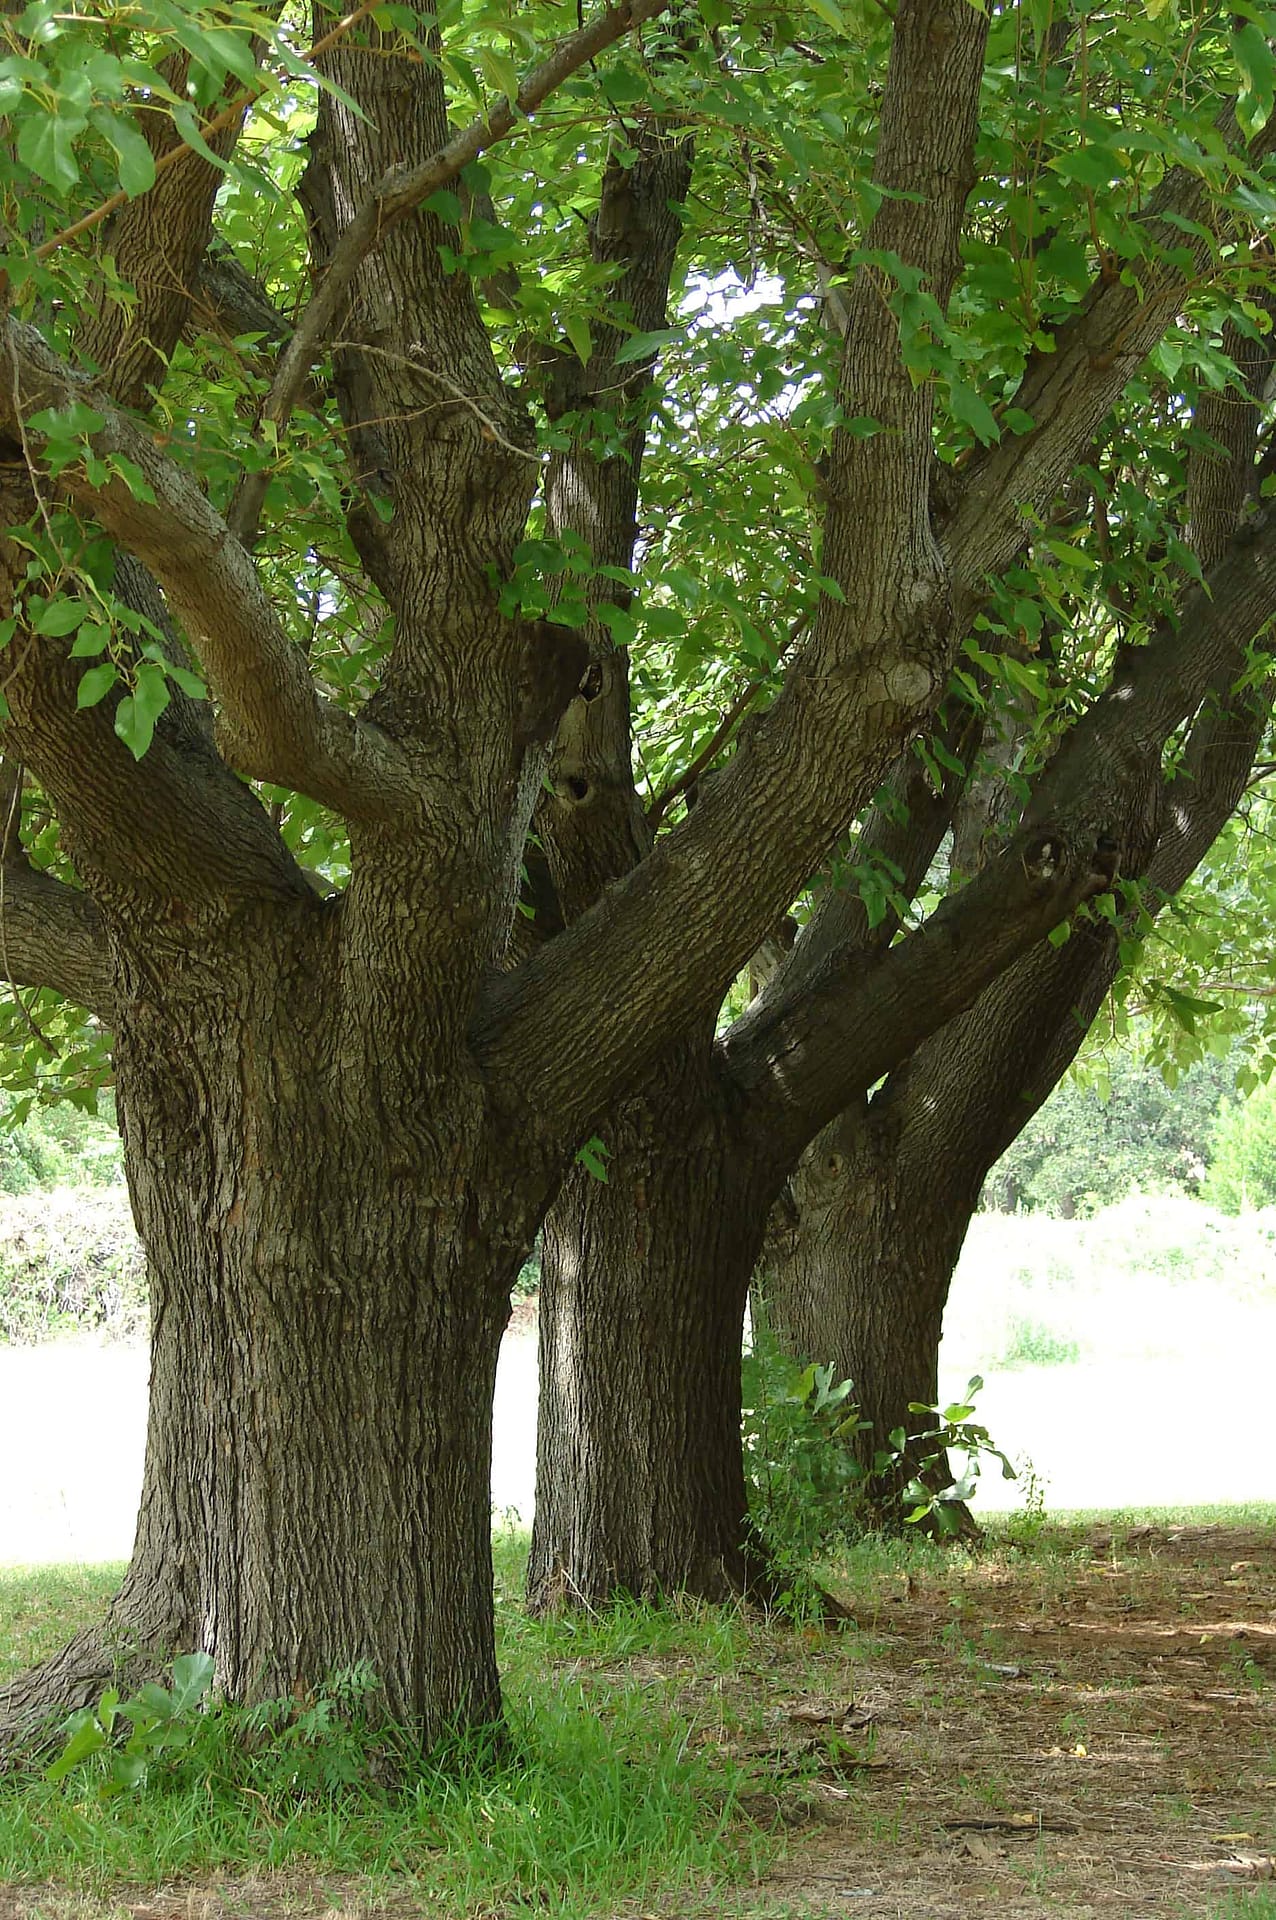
top-left (229, 0), bottom-right (671, 545)
top-left (33, 1), bottom-right (384, 266)
top-left (328, 341), bottom-right (545, 464)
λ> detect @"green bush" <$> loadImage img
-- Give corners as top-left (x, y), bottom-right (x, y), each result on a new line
top-left (1203, 1076), bottom-right (1276, 1214)
top-left (984, 1051), bottom-right (1233, 1216)
top-left (0, 1189), bottom-right (145, 1344)
top-left (0, 1094), bottom-right (123, 1196)
top-left (994, 1316), bottom-right (1081, 1370)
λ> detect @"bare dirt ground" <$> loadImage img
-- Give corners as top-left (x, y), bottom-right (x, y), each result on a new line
top-left (5, 1523), bottom-right (1273, 1919)
top-left (738, 1520), bottom-right (1276, 1917)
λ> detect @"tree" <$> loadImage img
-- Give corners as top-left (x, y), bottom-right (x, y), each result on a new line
top-left (981, 1049), bottom-right (1232, 1216)
top-left (528, 9), bottom-right (1276, 1593)
top-left (0, 0), bottom-right (1273, 1746)
top-left (1204, 1075), bottom-right (1276, 1211)
top-left (762, 307), bottom-right (1276, 1513)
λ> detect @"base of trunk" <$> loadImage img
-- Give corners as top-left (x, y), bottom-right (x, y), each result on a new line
top-left (0, 1566), bottom-right (190, 1754)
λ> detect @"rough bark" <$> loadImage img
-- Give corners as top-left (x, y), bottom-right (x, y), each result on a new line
top-left (529, 1058), bottom-right (767, 1609)
top-left (0, 907), bottom-right (532, 1748)
top-left (1, 0), bottom-right (1272, 1752)
top-left (760, 1101), bottom-right (971, 1507)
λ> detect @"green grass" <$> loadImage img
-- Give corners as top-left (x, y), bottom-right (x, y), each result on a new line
top-left (0, 1563), bottom-right (123, 1682)
top-left (0, 1533), bottom-right (778, 1917)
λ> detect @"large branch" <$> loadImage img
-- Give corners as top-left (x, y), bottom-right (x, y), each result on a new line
top-left (0, 862), bottom-right (114, 1021)
top-left (721, 815), bottom-right (1119, 1156)
top-left (880, 680), bottom-right (1269, 1206)
top-left (536, 116), bottom-right (694, 925)
top-left (77, 53), bottom-right (250, 413)
top-left (727, 503), bottom-right (1276, 1151)
top-left (865, 303), bottom-right (1276, 1197)
top-left (944, 106), bottom-right (1276, 593)
top-left (475, 0), bottom-right (990, 1132)
top-left (755, 705), bottom-right (982, 1018)
top-left (0, 320), bottom-right (409, 816)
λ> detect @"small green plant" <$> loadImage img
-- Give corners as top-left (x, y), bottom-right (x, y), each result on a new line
top-left (47, 1651), bottom-right (214, 1796)
top-left (741, 1334), bottom-right (883, 1576)
top-left (894, 1377), bottom-right (1018, 1536)
top-left (742, 1323), bottom-right (1016, 1572)
top-left (995, 1315), bottom-right (1081, 1370)
top-left (1003, 1458), bottom-right (1050, 1548)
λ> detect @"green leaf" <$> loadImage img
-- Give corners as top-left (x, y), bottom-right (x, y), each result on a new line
top-left (165, 663), bottom-right (208, 700)
top-left (17, 110), bottom-right (81, 195)
top-left (76, 663), bottom-right (117, 708)
top-left (45, 1712), bottom-right (107, 1782)
top-left (613, 327), bottom-right (684, 367)
top-left (477, 45), bottom-right (520, 103)
top-left (806, 0), bottom-right (845, 28)
top-left (564, 314), bottom-right (592, 368)
top-left (575, 1136), bottom-right (610, 1183)
top-left (1048, 145), bottom-right (1123, 191)
top-left (1234, 22), bottom-right (1275, 130)
top-left (948, 380), bottom-right (1001, 446)
top-left (26, 402), bottom-right (105, 440)
top-left (168, 1651), bottom-right (215, 1714)
top-left (92, 108), bottom-right (157, 198)
top-left (109, 1751), bottom-right (149, 1792)
top-left (600, 65), bottom-right (648, 106)
top-left (32, 597), bottom-right (86, 637)
top-left (70, 622), bottom-right (111, 659)
top-left (170, 102), bottom-right (232, 172)
top-left (113, 663), bottom-right (170, 759)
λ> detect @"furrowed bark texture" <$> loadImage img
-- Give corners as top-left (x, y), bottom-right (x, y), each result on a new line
top-left (0, 903), bottom-right (525, 1741)
top-left (529, 1066), bottom-right (768, 1609)
top-left (3, 0), bottom-right (1274, 1748)
top-left (0, 9), bottom-right (549, 1748)
top-left (528, 0), bottom-right (991, 1606)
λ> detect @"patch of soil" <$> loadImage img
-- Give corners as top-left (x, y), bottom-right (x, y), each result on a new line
top-left (737, 1521), bottom-right (1276, 1917)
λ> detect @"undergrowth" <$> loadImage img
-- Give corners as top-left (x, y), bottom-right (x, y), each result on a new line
top-left (0, 1535), bottom-right (774, 1915)
top-left (0, 1189), bottom-right (144, 1345)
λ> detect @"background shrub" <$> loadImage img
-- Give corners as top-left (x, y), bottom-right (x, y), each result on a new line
top-left (0, 1188), bottom-right (144, 1344)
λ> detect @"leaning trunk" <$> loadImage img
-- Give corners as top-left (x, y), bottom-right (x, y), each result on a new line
top-left (527, 1054), bottom-right (767, 1610)
top-left (1, 918), bottom-right (524, 1747)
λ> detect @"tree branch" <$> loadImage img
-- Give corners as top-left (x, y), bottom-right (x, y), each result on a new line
top-left (476, 0), bottom-right (991, 1133)
top-left (943, 105), bottom-right (1276, 595)
top-left (722, 814), bottom-right (1116, 1152)
top-left (0, 857), bottom-right (113, 1022)
top-left (754, 705), bottom-right (981, 1021)
top-left (230, 0), bottom-right (673, 545)
top-left (0, 320), bottom-right (410, 816)
top-left (534, 113), bottom-right (695, 925)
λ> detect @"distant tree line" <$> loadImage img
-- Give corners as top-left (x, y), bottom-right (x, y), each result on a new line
top-left (982, 1051), bottom-right (1261, 1217)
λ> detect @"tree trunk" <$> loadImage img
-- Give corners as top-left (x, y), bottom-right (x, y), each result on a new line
top-left (0, 917), bottom-right (527, 1748)
top-left (527, 1054), bottom-right (767, 1610)
top-left (761, 1105), bottom-right (974, 1520)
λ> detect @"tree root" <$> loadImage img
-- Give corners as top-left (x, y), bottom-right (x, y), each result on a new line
top-left (0, 1598), bottom-right (190, 1765)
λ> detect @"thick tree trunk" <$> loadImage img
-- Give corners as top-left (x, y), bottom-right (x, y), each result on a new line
top-left (761, 1105), bottom-right (974, 1521)
top-left (0, 918), bottom-right (526, 1749)
top-left (527, 1055), bottom-right (768, 1610)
